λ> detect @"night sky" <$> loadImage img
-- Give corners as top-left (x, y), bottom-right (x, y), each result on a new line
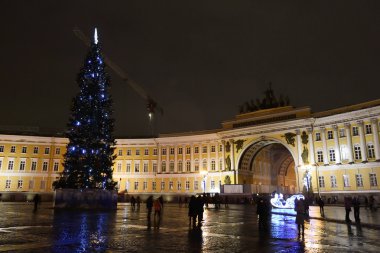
top-left (1, 1), bottom-right (380, 137)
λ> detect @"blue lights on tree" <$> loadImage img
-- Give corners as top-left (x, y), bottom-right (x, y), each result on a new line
top-left (55, 29), bottom-right (117, 190)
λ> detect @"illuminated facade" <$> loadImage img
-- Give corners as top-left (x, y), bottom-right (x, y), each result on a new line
top-left (0, 99), bottom-right (379, 201)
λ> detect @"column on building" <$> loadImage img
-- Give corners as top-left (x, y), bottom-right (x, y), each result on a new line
top-left (158, 145), bottom-right (162, 173)
top-left (371, 118), bottom-right (380, 161)
top-left (320, 127), bottom-right (329, 165)
top-left (207, 143), bottom-right (211, 171)
top-left (199, 143), bottom-right (202, 171)
top-left (357, 120), bottom-right (368, 162)
top-left (166, 146), bottom-right (170, 172)
top-left (307, 128), bottom-right (315, 165)
top-left (190, 143), bottom-right (194, 172)
top-left (332, 125), bottom-right (342, 164)
top-left (222, 140), bottom-right (226, 171)
top-left (296, 130), bottom-right (303, 166)
top-left (216, 141), bottom-right (219, 171)
top-left (230, 139), bottom-right (235, 171)
top-left (182, 144), bottom-right (186, 172)
top-left (344, 123), bottom-right (354, 163)
top-left (174, 145), bottom-right (178, 173)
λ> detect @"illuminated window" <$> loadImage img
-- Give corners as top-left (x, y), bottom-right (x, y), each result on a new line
top-left (202, 159), bottom-right (207, 169)
top-left (355, 174), bottom-right (363, 187)
top-left (117, 162), bottom-right (122, 172)
top-left (178, 147), bottom-right (183, 154)
top-left (211, 145), bottom-right (216, 152)
top-left (22, 147), bottom-right (27, 153)
top-left (327, 131), bottom-right (333, 139)
top-left (118, 150), bottom-right (123, 156)
top-left (194, 160), bottom-right (199, 172)
top-left (53, 162), bottom-right (59, 172)
top-left (144, 149), bottom-right (149, 155)
top-left (365, 124), bottom-right (372, 134)
top-left (194, 181), bottom-right (199, 191)
top-left (0, 145), bottom-right (4, 152)
top-left (8, 160), bottom-right (14, 170)
top-left (134, 182), bottom-right (139, 190)
top-left (185, 181), bottom-right (190, 190)
top-left (5, 180), bottom-right (11, 189)
top-left (162, 148), bottom-right (167, 155)
top-left (169, 181), bottom-right (173, 190)
top-left (211, 180), bottom-right (215, 189)
top-left (202, 146), bottom-right (207, 153)
top-left (186, 147), bottom-right (191, 154)
top-left (161, 161), bottom-right (166, 172)
top-left (134, 163), bottom-right (140, 173)
top-left (170, 148), bottom-right (174, 155)
top-left (354, 145), bottom-right (362, 160)
top-left (161, 181), bottom-right (165, 190)
top-left (153, 163), bottom-right (157, 173)
top-left (186, 161), bottom-right (191, 172)
top-left (152, 182), bottom-right (156, 190)
top-left (315, 133), bottom-right (321, 141)
top-left (33, 147), bottom-right (39, 154)
top-left (369, 173), bottom-right (378, 187)
top-left (318, 176), bottom-right (325, 188)
top-left (178, 160), bottom-right (183, 172)
top-left (330, 175), bottom-right (337, 188)
top-left (44, 147), bottom-right (50, 154)
top-left (170, 161), bottom-right (174, 172)
top-left (55, 148), bottom-right (61, 155)
top-left (10, 146), bottom-right (16, 153)
top-left (219, 145), bottom-right (223, 152)
top-left (339, 129), bottom-right (345, 138)
top-left (352, 126), bottom-right (359, 136)
top-left (19, 160), bottom-right (26, 171)
top-left (126, 163), bottom-right (131, 172)
top-left (143, 162), bottom-right (148, 173)
top-left (42, 161), bottom-right (48, 171)
top-left (368, 144), bottom-right (375, 159)
top-left (194, 147), bottom-right (199, 154)
top-left (127, 149), bottom-right (131, 156)
top-left (211, 160), bottom-right (216, 171)
top-left (153, 148), bottom-right (158, 155)
top-left (340, 145), bottom-right (348, 160)
top-left (177, 182), bottom-right (181, 190)
top-left (31, 161), bottom-right (37, 171)
top-left (343, 175), bottom-right (350, 187)
top-left (17, 180), bottom-right (23, 189)
top-left (329, 149), bottom-right (336, 162)
top-left (135, 149), bottom-right (140, 156)
top-left (143, 181), bottom-right (147, 190)
top-left (317, 150), bottom-right (323, 163)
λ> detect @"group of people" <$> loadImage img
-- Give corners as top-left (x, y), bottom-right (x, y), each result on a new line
top-left (130, 196), bottom-right (141, 210)
top-left (344, 196), bottom-right (361, 223)
top-left (187, 195), bottom-right (205, 228)
top-left (145, 195), bottom-right (164, 229)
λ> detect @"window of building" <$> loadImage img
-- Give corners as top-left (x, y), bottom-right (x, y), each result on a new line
top-left (134, 163), bottom-right (140, 173)
top-left (152, 182), bottom-right (156, 190)
top-left (202, 159), bottom-right (207, 169)
top-left (177, 182), bottom-right (181, 190)
top-left (315, 133), bottom-right (321, 141)
top-left (194, 161), bottom-right (199, 172)
top-left (317, 150), bottom-right (323, 163)
top-left (22, 147), bottom-right (27, 153)
top-left (153, 163), bottom-right (157, 173)
top-left (220, 159), bottom-right (223, 171)
top-left (134, 182), bottom-right (138, 190)
top-left (340, 145), bottom-right (348, 160)
top-left (318, 176), bottom-right (325, 188)
top-left (5, 180), bottom-right (11, 189)
top-left (211, 180), bottom-right (215, 189)
top-left (327, 131), bottom-right (333, 140)
top-left (343, 175), bottom-right (350, 187)
top-left (352, 126), bottom-right (359, 136)
top-left (31, 161), bottom-right (37, 171)
top-left (329, 149), bottom-right (336, 162)
top-left (339, 129), bottom-right (345, 138)
top-left (153, 148), bottom-right (157, 155)
top-left (10, 146), bottom-right (16, 153)
top-left (178, 147), bottom-right (183, 155)
top-left (8, 160), bottom-right (14, 170)
top-left (186, 161), bottom-right (191, 172)
top-left (365, 124), bottom-right (372, 134)
top-left (330, 175), bottom-right (337, 188)
top-left (186, 147), bottom-right (191, 154)
top-left (178, 161), bottom-right (183, 172)
top-left (194, 181), bottom-right (199, 191)
top-left (161, 181), bottom-right (165, 190)
top-left (117, 162), bottom-right (122, 172)
top-left (161, 161), bottom-right (166, 172)
top-left (202, 146), bottom-right (207, 153)
top-left (170, 161), bottom-right (174, 172)
top-left (126, 163), bottom-right (131, 172)
top-left (33, 147), bottom-right (39, 154)
top-left (144, 162), bottom-right (148, 173)
top-left (0, 145), bottom-right (4, 152)
top-left (356, 174), bottom-right (363, 187)
top-left (169, 181), bottom-right (173, 190)
top-left (40, 180), bottom-right (46, 190)
top-left (211, 160), bottom-right (216, 171)
top-left (118, 149), bottom-right (123, 156)
top-left (144, 149), bottom-right (149, 156)
top-left (143, 181), bottom-right (147, 190)
top-left (170, 148), bottom-right (174, 155)
top-left (185, 181), bottom-right (190, 191)
top-left (19, 160), bottom-right (26, 171)
top-left (211, 145), bottom-right (215, 152)
top-left (55, 148), bottom-right (61, 155)
top-left (29, 180), bottom-right (34, 190)
top-left (194, 147), bottom-right (199, 154)
top-left (369, 173), bottom-right (378, 187)
top-left (17, 180), bottom-right (23, 189)
top-left (354, 145), bottom-right (362, 160)
top-left (219, 145), bottom-right (223, 152)
top-left (44, 147), bottom-right (50, 154)
top-left (127, 149), bottom-right (131, 156)
top-left (42, 161), bottom-right (48, 171)
top-left (368, 144), bottom-right (375, 159)
top-left (161, 148), bottom-right (166, 155)
top-left (54, 162), bottom-right (59, 172)
top-left (136, 149), bottom-right (140, 156)
top-left (0, 159), bottom-right (2, 170)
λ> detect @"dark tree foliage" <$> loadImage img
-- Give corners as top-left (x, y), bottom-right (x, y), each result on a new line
top-left (54, 32), bottom-right (117, 190)
top-left (239, 83), bottom-right (290, 114)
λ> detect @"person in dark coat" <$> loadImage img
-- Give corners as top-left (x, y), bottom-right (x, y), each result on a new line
top-left (317, 197), bottom-right (325, 216)
top-left (352, 197), bottom-right (360, 222)
top-left (344, 196), bottom-right (352, 222)
top-left (196, 195), bottom-right (204, 226)
top-left (188, 196), bottom-right (197, 228)
top-left (33, 194), bottom-right (40, 212)
top-left (146, 195), bottom-right (153, 229)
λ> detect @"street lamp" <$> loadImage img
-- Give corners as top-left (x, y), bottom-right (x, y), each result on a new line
top-left (200, 170), bottom-right (208, 193)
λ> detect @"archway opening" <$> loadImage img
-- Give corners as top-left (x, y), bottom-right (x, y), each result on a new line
top-left (239, 142), bottom-right (297, 195)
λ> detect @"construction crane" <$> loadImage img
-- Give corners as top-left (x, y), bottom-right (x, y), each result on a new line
top-left (73, 27), bottom-right (163, 134)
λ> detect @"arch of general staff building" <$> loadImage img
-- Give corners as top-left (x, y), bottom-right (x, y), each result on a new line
top-left (0, 99), bottom-right (379, 203)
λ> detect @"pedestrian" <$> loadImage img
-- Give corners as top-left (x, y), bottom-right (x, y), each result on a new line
top-left (295, 198), bottom-right (305, 237)
top-left (188, 196), bottom-right (197, 228)
top-left (352, 197), bottom-right (360, 222)
top-left (178, 196), bottom-right (183, 207)
top-left (130, 196), bottom-right (136, 210)
top-left (344, 196), bottom-right (352, 222)
top-left (224, 196), bottom-right (229, 208)
top-left (33, 194), bottom-right (40, 212)
top-left (136, 196), bottom-right (141, 210)
top-left (196, 195), bottom-right (204, 226)
top-left (317, 197), bottom-right (325, 216)
top-left (153, 198), bottom-right (162, 229)
top-left (369, 195), bottom-right (375, 211)
top-left (158, 195), bottom-right (164, 209)
top-left (364, 196), bottom-right (369, 210)
top-left (146, 195), bottom-right (153, 229)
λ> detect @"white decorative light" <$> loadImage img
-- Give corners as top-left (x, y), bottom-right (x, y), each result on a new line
top-left (94, 28), bottom-right (98, 44)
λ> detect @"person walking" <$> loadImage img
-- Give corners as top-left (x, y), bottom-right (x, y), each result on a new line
top-left (188, 196), bottom-right (197, 228)
top-left (146, 195), bottom-right (153, 229)
top-left (344, 196), bottom-right (352, 222)
top-left (153, 198), bottom-right (162, 229)
top-left (352, 197), bottom-right (360, 222)
top-left (130, 196), bottom-right (136, 210)
top-left (33, 194), bottom-right (40, 212)
top-left (317, 197), bottom-right (325, 217)
top-left (136, 196), bottom-right (141, 210)
top-left (295, 198), bottom-right (305, 237)
top-left (196, 195), bottom-right (204, 226)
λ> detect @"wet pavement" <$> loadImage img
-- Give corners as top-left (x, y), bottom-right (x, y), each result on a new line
top-left (0, 202), bottom-right (379, 253)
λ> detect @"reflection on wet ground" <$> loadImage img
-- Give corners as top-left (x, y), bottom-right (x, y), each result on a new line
top-left (0, 202), bottom-right (379, 252)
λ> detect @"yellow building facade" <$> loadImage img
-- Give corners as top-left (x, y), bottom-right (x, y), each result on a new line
top-left (0, 100), bottom-right (379, 202)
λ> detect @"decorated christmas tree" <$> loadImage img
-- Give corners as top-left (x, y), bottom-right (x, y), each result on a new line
top-left (55, 29), bottom-right (117, 190)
